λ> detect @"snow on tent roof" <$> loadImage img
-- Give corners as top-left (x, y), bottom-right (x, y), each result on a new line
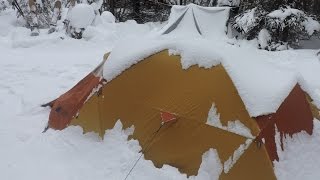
top-left (103, 37), bottom-right (300, 117)
top-left (102, 4), bottom-right (320, 117)
top-left (159, 4), bottom-right (230, 39)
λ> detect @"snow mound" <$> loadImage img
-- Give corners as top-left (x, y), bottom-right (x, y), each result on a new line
top-left (100, 11), bottom-right (116, 24)
top-left (69, 4), bottom-right (95, 29)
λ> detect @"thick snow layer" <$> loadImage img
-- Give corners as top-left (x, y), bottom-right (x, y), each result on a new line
top-left (206, 103), bottom-right (254, 139)
top-left (195, 149), bottom-right (223, 180)
top-left (69, 4), bottom-right (95, 28)
top-left (103, 35), bottom-right (302, 117)
top-left (103, 38), bottom-right (222, 81)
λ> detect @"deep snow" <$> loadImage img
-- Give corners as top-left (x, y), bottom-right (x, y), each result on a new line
top-left (1, 7), bottom-right (320, 180)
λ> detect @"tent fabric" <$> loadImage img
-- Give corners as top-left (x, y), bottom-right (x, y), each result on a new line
top-left (47, 55), bottom-right (108, 130)
top-left (70, 51), bottom-right (274, 177)
top-left (255, 84), bottom-right (314, 161)
top-left (159, 4), bottom-right (230, 38)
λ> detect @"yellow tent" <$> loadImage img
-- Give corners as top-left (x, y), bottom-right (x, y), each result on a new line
top-left (44, 4), bottom-right (319, 179)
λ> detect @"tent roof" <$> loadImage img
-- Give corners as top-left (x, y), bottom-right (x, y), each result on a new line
top-left (102, 37), bottom-right (314, 117)
top-left (101, 4), bottom-right (320, 116)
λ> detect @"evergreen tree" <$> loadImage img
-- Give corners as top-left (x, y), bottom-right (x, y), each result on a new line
top-left (233, 0), bottom-right (320, 50)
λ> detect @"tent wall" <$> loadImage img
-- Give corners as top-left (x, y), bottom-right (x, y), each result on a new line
top-left (71, 51), bottom-right (268, 177)
top-left (48, 54), bottom-right (109, 130)
top-left (220, 142), bottom-right (276, 180)
top-left (255, 84), bottom-right (314, 161)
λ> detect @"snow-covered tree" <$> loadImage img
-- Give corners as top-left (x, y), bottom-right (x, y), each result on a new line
top-left (233, 2), bottom-right (320, 50)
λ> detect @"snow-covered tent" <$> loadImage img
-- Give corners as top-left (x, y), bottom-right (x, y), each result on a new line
top-left (44, 4), bottom-right (320, 180)
top-left (159, 4), bottom-right (230, 38)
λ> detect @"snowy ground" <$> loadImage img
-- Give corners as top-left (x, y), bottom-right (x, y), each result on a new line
top-left (1, 9), bottom-right (320, 180)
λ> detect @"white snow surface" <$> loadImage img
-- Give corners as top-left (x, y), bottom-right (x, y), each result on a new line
top-left (2, 7), bottom-right (320, 180)
top-left (274, 120), bottom-right (320, 180)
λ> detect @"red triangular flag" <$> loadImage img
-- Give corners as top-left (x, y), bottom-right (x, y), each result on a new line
top-left (160, 111), bottom-right (177, 124)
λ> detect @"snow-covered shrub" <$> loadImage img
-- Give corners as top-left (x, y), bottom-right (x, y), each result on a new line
top-left (233, 7), bottom-right (267, 40)
top-left (0, 0), bottom-right (10, 11)
top-left (266, 7), bottom-right (308, 47)
top-left (12, 0), bottom-right (53, 28)
top-left (232, 5), bottom-right (320, 50)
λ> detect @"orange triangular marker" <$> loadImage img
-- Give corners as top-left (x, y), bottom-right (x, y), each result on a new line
top-left (160, 111), bottom-right (177, 124)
